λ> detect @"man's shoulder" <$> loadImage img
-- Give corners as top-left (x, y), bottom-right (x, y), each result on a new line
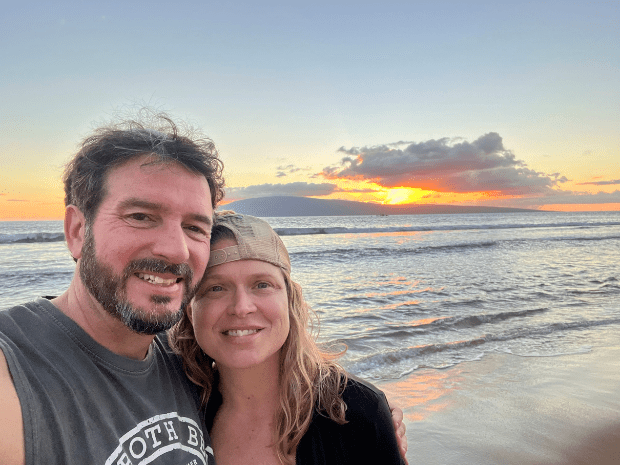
top-left (0, 297), bottom-right (55, 331)
top-left (1, 297), bottom-right (56, 316)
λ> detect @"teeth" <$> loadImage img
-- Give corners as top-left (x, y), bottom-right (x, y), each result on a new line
top-left (225, 329), bottom-right (259, 337)
top-left (137, 273), bottom-right (177, 286)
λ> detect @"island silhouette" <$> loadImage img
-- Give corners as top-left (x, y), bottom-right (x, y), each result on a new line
top-left (222, 196), bottom-right (541, 217)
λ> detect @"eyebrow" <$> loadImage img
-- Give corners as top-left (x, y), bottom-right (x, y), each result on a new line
top-left (118, 198), bottom-right (213, 228)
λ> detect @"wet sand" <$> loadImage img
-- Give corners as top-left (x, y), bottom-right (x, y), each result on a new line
top-left (380, 344), bottom-right (620, 464)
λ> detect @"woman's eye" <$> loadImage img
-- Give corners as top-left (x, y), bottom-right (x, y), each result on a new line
top-left (256, 282), bottom-right (271, 289)
top-left (197, 284), bottom-right (222, 298)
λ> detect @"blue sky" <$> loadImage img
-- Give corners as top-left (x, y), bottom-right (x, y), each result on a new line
top-left (1, 0), bottom-right (619, 218)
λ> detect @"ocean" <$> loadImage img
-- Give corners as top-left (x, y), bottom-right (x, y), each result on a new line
top-left (1, 211), bottom-right (619, 382)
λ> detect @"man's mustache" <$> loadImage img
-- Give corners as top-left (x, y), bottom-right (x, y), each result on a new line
top-left (123, 258), bottom-right (194, 284)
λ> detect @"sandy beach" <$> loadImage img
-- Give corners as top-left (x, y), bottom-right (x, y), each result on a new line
top-left (381, 343), bottom-right (620, 465)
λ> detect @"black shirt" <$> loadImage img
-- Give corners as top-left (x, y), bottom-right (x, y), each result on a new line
top-left (204, 375), bottom-right (405, 465)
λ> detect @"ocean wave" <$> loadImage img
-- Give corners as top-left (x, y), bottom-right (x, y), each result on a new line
top-left (341, 307), bottom-right (548, 341)
top-left (564, 234), bottom-right (620, 242)
top-left (345, 338), bottom-right (489, 377)
top-left (496, 346), bottom-right (593, 357)
top-left (290, 233), bottom-right (620, 262)
top-left (275, 220), bottom-right (620, 236)
top-left (435, 307), bottom-right (549, 330)
top-left (568, 282), bottom-right (620, 296)
top-left (2, 220), bottom-right (618, 243)
top-left (0, 233), bottom-right (66, 244)
top-left (0, 269), bottom-right (73, 278)
top-left (292, 241), bottom-right (500, 260)
top-left (589, 276), bottom-right (618, 284)
top-left (345, 316), bottom-right (620, 378)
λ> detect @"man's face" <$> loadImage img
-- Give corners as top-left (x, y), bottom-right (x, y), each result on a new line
top-left (79, 156), bottom-right (213, 334)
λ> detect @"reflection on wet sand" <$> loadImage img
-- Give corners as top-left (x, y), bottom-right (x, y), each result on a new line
top-left (538, 423), bottom-right (620, 465)
top-left (380, 366), bottom-right (464, 422)
top-left (379, 347), bottom-right (620, 465)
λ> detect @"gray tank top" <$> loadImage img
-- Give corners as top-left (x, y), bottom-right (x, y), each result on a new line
top-left (0, 298), bottom-right (215, 465)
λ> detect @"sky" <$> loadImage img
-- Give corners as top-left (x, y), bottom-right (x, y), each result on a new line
top-left (1, 0), bottom-right (619, 220)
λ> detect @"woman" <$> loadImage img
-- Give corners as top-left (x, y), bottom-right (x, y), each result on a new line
top-left (172, 212), bottom-right (406, 465)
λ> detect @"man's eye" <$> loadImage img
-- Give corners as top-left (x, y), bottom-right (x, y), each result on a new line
top-left (186, 225), bottom-right (208, 236)
top-left (256, 282), bottom-right (271, 289)
top-left (128, 213), bottom-right (150, 221)
top-left (209, 285), bottom-right (223, 293)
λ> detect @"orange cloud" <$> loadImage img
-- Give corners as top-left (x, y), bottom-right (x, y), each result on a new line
top-left (321, 133), bottom-right (567, 196)
top-left (577, 179), bottom-right (620, 186)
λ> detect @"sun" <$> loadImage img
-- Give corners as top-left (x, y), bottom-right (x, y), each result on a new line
top-left (384, 188), bottom-right (428, 205)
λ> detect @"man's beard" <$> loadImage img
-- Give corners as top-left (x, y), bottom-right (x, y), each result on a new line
top-left (79, 227), bottom-right (196, 335)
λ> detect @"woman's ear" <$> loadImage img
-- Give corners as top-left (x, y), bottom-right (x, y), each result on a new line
top-left (64, 205), bottom-right (86, 260)
top-left (186, 301), bottom-right (194, 325)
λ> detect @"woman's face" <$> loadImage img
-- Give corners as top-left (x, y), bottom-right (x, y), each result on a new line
top-left (190, 239), bottom-right (290, 371)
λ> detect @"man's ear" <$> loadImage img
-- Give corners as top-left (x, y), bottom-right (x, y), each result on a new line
top-left (64, 205), bottom-right (86, 260)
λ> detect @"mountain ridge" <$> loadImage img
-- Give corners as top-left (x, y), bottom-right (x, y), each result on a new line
top-left (220, 196), bottom-right (542, 217)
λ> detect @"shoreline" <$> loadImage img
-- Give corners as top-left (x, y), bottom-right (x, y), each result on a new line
top-left (380, 344), bottom-right (620, 464)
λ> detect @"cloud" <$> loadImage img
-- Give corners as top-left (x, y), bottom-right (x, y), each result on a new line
top-left (323, 133), bottom-right (566, 195)
top-left (337, 140), bottom-right (414, 155)
top-left (225, 182), bottom-right (340, 200)
top-left (275, 164), bottom-right (310, 178)
top-left (577, 179), bottom-right (620, 186)
top-left (477, 189), bottom-right (620, 208)
top-left (537, 190), bottom-right (620, 205)
top-left (8, 199), bottom-right (27, 202)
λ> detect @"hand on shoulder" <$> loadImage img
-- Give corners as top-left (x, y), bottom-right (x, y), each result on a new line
top-left (389, 401), bottom-right (409, 465)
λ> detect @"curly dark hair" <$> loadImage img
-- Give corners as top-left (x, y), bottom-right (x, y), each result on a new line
top-left (62, 111), bottom-right (225, 224)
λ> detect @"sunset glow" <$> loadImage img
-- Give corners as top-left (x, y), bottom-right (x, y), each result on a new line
top-left (540, 203), bottom-right (620, 212)
top-left (384, 188), bottom-right (430, 205)
top-left (1, 2), bottom-right (618, 220)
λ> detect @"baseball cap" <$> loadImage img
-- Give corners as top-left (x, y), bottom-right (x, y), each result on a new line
top-left (207, 211), bottom-right (291, 273)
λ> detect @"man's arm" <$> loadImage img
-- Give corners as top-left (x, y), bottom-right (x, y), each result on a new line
top-left (0, 350), bottom-right (25, 465)
top-left (390, 402), bottom-right (409, 465)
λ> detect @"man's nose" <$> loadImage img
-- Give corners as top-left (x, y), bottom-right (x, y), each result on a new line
top-left (151, 222), bottom-right (190, 264)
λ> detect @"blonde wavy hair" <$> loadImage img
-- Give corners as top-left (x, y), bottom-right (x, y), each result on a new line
top-left (169, 229), bottom-right (348, 464)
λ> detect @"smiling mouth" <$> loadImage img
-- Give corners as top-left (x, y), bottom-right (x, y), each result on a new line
top-left (136, 272), bottom-right (182, 286)
top-left (224, 329), bottom-right (261, 337)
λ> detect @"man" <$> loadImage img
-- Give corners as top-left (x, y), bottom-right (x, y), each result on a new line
top-left (1, 116), bottom-right (223, 465)
top-left (0, 114), bottom-right (407, 464)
